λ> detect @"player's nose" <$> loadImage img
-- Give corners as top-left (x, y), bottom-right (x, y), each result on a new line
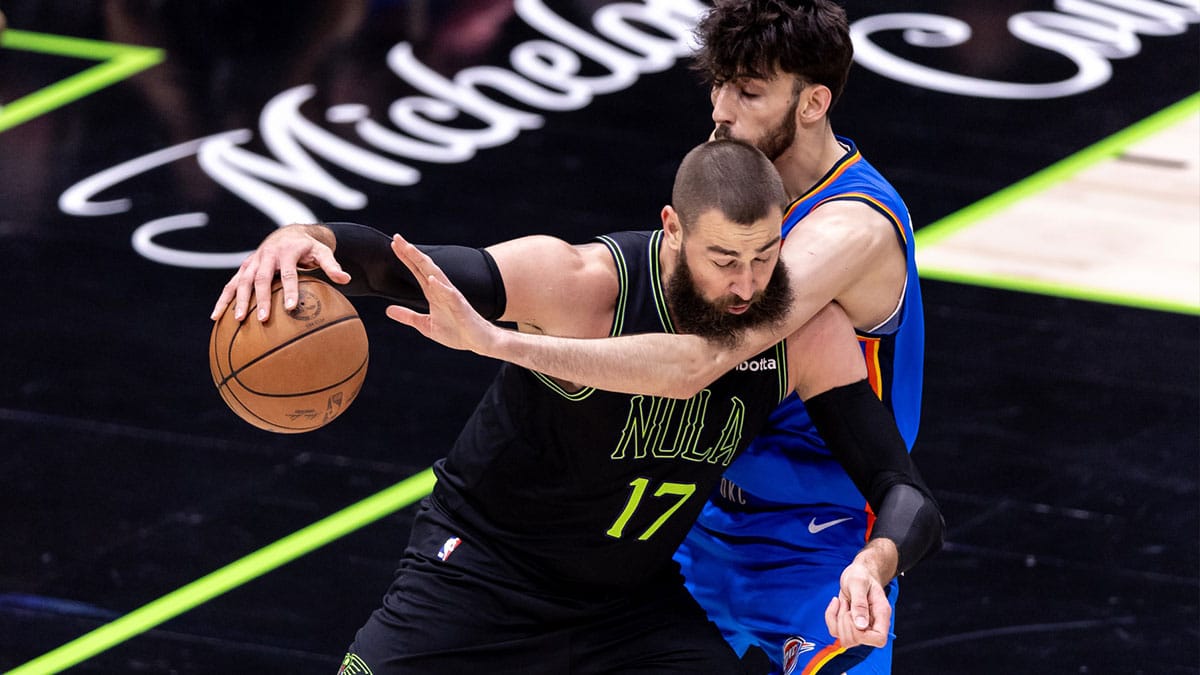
top-left (728, 267), bottom-right (755, 301)
top-left (711, 84), bottom-right (734, 127)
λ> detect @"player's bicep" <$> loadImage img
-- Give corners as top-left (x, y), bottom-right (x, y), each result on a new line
top-left (782, 202), bottom-right (904, 329)
top-left (487, 236), bottom-right (615, 330)
top-left (786, 302), bottom-right (867, 400)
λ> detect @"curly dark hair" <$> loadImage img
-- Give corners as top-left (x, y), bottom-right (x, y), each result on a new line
top-left (692, 0), bottom-right (853, 108)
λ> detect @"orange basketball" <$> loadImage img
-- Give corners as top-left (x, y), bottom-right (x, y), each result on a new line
top-left (209, 276), bottom-right (368, 433)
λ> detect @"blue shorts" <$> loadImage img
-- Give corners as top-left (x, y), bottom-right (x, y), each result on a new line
top-left (675, 497), bottom-right (898, 675)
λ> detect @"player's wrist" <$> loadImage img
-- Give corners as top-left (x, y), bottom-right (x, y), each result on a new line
top-left (856, 538), bottom-right (899, 584)
top-left (300, 223), bottom-right (336, 250)
top-left (482, 323), bottom-right (519, 362)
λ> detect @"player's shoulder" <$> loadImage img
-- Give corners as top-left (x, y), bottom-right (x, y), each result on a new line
top-left (827, 137), bottom-right (906, 200)
top-left (592, 229), bottom-right (657, 252)
top-left (585, 229), bottom-right (659, 271)
top-left (794, 198), bottom-right (895, 241)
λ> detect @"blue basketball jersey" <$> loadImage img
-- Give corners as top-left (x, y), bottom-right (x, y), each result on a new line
top-left (717, 136), bottom-right (924, 511)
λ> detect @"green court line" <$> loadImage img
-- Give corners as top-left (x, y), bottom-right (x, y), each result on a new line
top-left (0, 30), bottom-right (165, 134)
top-left (6, 467), bottom-right (437, 675)
top-left (918, 267), bottom-right (1199, 315)
top-left (915, 92), bottom-right (1200, 315)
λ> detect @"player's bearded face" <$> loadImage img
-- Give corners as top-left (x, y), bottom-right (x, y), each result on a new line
top-left (665, 249), bottom-right (793, 347)
top-left (713, 91), bottom-right (799, 162)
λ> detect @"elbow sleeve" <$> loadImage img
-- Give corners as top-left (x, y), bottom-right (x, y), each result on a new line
top-left (321, 221), bottom-right (506, 320)
top-left (870, 483), bottom-right (945, 574)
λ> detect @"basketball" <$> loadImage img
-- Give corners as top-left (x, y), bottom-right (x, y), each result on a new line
top-left (209, 276), bottom-right (369, 433)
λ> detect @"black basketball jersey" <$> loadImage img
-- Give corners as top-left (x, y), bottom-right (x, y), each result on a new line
top-left (430, 230), bottom-right (789, 590)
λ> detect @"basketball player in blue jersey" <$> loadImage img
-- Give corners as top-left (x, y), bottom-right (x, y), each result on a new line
top-left (376, 2), bottom-right (929, 673)
top-left (212, 140), bottom-right (941, 673)
top-left (682, 3), bottom-right (923, 672)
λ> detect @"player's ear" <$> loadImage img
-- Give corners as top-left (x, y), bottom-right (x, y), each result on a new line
top-left (662, 205), bottom-right (684, 250)
top-left (798, 83), bottom-right (832, 124)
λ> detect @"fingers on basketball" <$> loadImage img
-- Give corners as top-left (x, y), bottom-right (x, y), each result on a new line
top-left (209, 275), bottom-right (368, 433)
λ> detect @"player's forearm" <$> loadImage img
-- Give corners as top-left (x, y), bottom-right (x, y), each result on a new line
top-left (316, 221), bottom-right (398, 297)
top-left (486, 330), bottom-right (736, 399)
top-left (803, 380), bottom-right (945, 575)
top-left (321, 222), bottom-right (506, 320)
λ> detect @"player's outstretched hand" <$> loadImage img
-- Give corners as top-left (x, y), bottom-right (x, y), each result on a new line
top-left (210, 224), bottom-right (351, 323)
top-left (825, 549), bottom-right (892, 649)
top-left (386, 234), bottom-right (501, 355)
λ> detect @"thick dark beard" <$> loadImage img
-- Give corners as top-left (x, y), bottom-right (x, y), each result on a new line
top-left (757, 108), bottom-right (796, 161)
top-left (665, 253), bottom-right (793, 348)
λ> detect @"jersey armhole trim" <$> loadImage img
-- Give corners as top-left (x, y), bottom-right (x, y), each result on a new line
top-left (775, 341), bottom-right (789, 404)
top-left (531, 234), bottom-right (633, 402)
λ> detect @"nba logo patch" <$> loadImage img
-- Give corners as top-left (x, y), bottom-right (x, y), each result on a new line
top-left (782, 636), bottom-right (816, 674)
top-left (437, 536), bottom-right (462, 561)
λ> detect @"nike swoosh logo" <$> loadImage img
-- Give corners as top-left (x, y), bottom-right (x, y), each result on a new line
top-left (808, 517), bottom-right (852, 534)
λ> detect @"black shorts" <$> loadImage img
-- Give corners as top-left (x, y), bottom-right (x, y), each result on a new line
top-left (340, 498), bottom-right (741, 674)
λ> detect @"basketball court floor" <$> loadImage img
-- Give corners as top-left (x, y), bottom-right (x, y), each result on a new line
top-left (1, 1), bottom-right (1197, 673)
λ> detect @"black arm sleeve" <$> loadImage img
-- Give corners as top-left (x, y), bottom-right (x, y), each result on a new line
top-left (313, 221), bottom-right (507, 321)
top-left (804, 379), bottom-right (945, 574)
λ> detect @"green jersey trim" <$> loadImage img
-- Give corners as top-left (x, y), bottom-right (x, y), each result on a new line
top-left (774, 340), bottom-right (789, 404)
top-left (530, 234), bottom-right (632, 401)
top-left (646, 230), bottom-right (676, 333)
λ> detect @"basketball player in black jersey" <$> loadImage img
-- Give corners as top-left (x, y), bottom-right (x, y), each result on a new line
top-left (212, 140), bottom-right (941, 673)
